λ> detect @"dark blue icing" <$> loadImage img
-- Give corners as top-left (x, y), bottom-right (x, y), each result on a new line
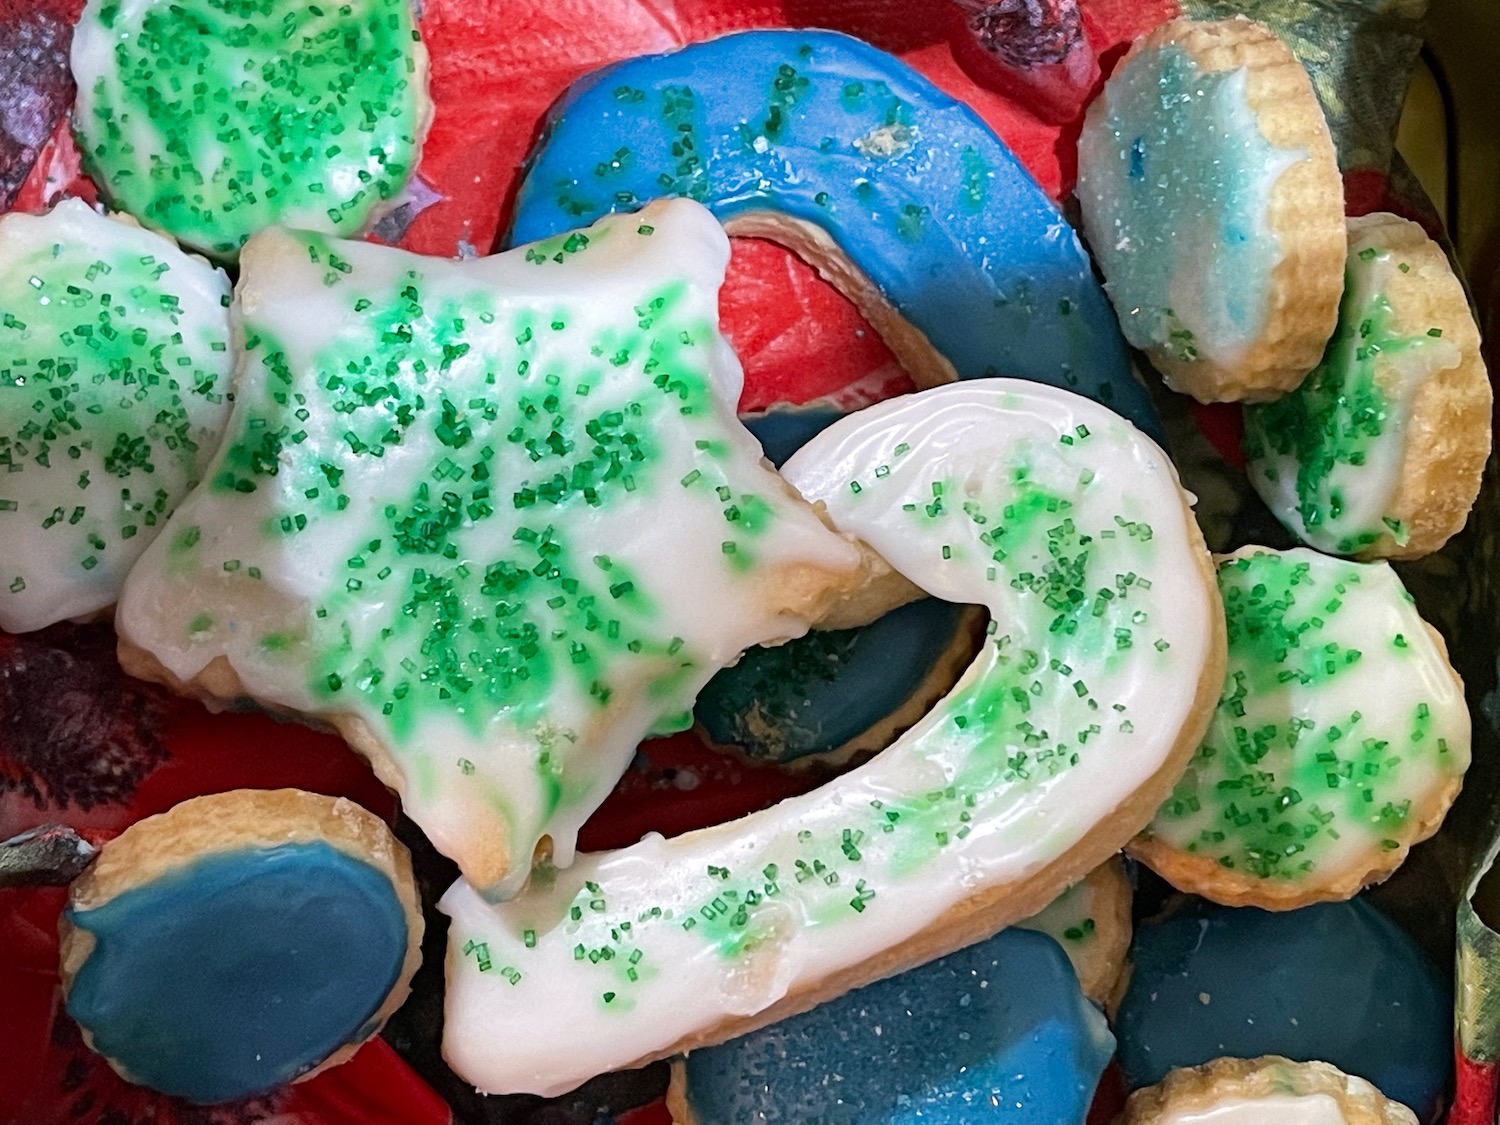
top-left (507, 29), bottom-right (1161, 440)
top-left (743, 403), bottom-right (847, 468)
top-left (695, 594), bottom-right (976, 763)
top-left (1116, 897), bottom-right (1451, 1122)
top-left (65, 840), bottom-right (408, 1104)
top-left (682, 927), bottom-right (1113, 1123)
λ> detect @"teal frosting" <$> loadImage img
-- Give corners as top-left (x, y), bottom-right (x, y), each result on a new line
top-left (1080, 45), bottom-right (1301, 365)
top-left (65, 840), bottom-right (408, 1103)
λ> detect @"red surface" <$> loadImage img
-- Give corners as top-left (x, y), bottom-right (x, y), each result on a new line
top-left (1452, 1048), bottom-right (1498, 1125)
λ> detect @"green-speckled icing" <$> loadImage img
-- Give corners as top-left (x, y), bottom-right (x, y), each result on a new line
top-left (1077, 45), bottom-right (1303, 368)
top-left (0, 200), bottom-right (233, 633)
top-left (1244, 230), bottom-right (1462, 555)
top-left (115, 200), bottom-right (859, 900)
top-left (70, 0), bottom-right (427, 260)
top-left (438, 381), bottom-right (1216, 1097)
top-left (1146, 548), bottom-right (1468, 886)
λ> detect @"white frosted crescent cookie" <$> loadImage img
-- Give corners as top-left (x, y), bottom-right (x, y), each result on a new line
top-left (115, 198), bottom-right (865, 901)
top-left (439, 379), bottom-right (1223, 1096)
top-left (1119, 1056), bottom-right (1418, 1125)
top-left (1077, 17), bottom-right (1345, 402)
top-left (0, 199), bottom-right (234, 633)
top-left (58, 789), bottom-right (422, 1103)
top-left (1244, 214), bottom-right (1492, 559)
top-left (1132, 547), bottom-right (1469, 909)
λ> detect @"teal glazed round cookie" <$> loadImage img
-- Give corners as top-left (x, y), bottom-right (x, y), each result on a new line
top-left (0, 199), bottom-right (234, 633)
top-left (1244, 214), bottom-right (1492, 560)
top-left (1131, 547), bottom-right (1469, 908)
top-left (59, 789), bottom-right (422, 1103)
top-left (668, 927), bottom-right (1114, 1125)
top-left (70, 0), bottom-right (430, 260)
top-left (508, 29), bottom-right (1162, 439)
top-left (1077, 17), bottom-right (1345, 403)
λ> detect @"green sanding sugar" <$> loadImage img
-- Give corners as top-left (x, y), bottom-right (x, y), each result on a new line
top-left (72, 0), bottom-right (426, 260)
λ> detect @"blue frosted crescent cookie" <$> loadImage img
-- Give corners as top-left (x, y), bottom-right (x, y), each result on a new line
top-left (58, 789), bottom-right (422, 1103)
top-left (509, 29), bottom-right (1161, 438)
top-left (1114, 897), bottom-right (1450, 1122)
top-left (1077, 17), bottom-right (1345, 403)
top-left (1120, 1057), bottom-right (1419, 1125)
top-left (667, 927), bottom-right (1114, 1125)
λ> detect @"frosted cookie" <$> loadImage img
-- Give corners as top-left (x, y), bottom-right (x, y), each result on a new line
top-left (70, 0), bottom-right (430, 260)
top-left (115, 198), bottom-right (864, 900)
top-left (1014, 855), bottom-right (1131, 1006)
top-left (1115, 898), bottom-right (1450, 1121)
top-left (439, 379), bottom-right (1223, 1096)
top-left (667, 927), bottom-right (1114, 1125)
top-left (1132, 547), bottom-right (1469, 908)
top-left (1119, 1057), bottom-right (1418, 1125)
top-left (0, 199), bottom-right (233, 633)
top-left (1244, 214), bottom-right (1492, 559)
top-left (1077, 17), bottom-right (1345, 402)
top-left (510, 29), bottom-right (1161, 437)
top-left (58, 788), bottom-right (422, 1103)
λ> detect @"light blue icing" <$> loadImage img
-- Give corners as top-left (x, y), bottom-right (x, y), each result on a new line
top-left (1078, 45), bottom-right (1302, 365)
top-left (65, 840), bottom-right (408, 1104)
top-left (1116, 898), bottom-right (1451, 1122)
top-left (508, 30), bottom-right (1160, 439)
top-left (681, 927), bottom-right (1114, 1124)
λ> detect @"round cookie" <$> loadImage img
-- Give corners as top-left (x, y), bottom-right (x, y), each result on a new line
top-left (1244, 214), bottom-right (1492, 559)
top-left (667, 927), bottom-right (1114, 1125)
top-left (509, 28), bottom-right (1162, 438)
top-left (1119, 1057), bottom-right (1418, 1125)
top-left (0, 198), bottom-right (234, 633)
top-left (59, 788), bottom-right (422, 1103)
top-left (1131, 547), bottom-right (1469, 908)
top-left (439, 379), bottom-right (1223, 1097)
top-left (1077, 17), bottom-right (1345, 403)
top-left (70, 0), bottom-right (431, 260)
top-left (1114, 897), bottom-right (1451, 1121)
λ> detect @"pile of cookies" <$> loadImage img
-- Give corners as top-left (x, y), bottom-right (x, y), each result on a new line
top-left (0, 2), bottom-right (1488, 1122)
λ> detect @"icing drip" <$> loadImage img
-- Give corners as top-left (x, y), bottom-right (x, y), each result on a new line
top-left (439, 380), bottom-right (1215, 1096)
top-left (679, 927), bottom-right (1114, 1124)
top-left (0, 199), bottom-right (233, 632)
top-left (1077, 45), bottom-right (1302, 367)
top-left (1115, 897), bottom-right (1451, 1120)
top-left (1147, 548), bottom-right (1468, 884)
top-left (70, 0), bottom-right (427, 260)
top-left (115, 199), bottom-right (860, 899)
top-left (509, 30), bottom-right (1158, 437)
top-left (1244, 234), bottom-right (1462, 555)
top-left (65, 840), bottom-right (408, 1103)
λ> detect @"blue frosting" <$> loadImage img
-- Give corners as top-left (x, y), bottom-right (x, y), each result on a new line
top-left (681, 927), bottom-right (1114, 1124)
top-left (66, 840), bottom-right (409, 1104)
top-left (1116, 898), bottom-right (1451, 1122)
top-left (508, 29), bottom-right (1160, 439)
top-left (743, 403), bottom-right (847, 468)
top-left (695, 594), bottom-right (976, 764)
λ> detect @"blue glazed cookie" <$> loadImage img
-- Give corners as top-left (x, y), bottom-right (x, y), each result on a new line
top-left (509, 29), bottom-right (1161, 438)
top-left (669, 927), bottom-right (1114, 1124)
top-left (58, 789), bottom-right (422, 1103)
top-left (1115, 897), bottom-right (1450, 1122)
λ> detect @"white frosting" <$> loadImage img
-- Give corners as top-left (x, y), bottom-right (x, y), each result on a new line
top-left (116, 198), bottom-right (860, 898)
top-left (0, 199), bottom-right (233, 632)
top-left (1156, 1093), bottom-right (1348, 1125)
top-left (440, 380), bottom-right (1216, 1095)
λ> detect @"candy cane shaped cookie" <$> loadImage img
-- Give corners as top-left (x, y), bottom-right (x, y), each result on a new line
top-left (440, 380), bottom-right (1223, 1095)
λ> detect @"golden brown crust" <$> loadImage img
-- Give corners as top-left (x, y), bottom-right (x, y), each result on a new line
top-left (1343, 213), bottom-right (1493, 560)
top-left (1099, 17), bottom-right (1346, 404)
top-left (59, 789), bottom-right (423, 1091)
top-left (1116, 1056), bottom-right (1418, 1125)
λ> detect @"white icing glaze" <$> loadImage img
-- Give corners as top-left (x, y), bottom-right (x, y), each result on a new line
top-left (1156, 1093), bottom-right (1348, 1125)
top-left (0, 199), bottom-right (233, 632)
top-left (115, 198), bottom-right (860, 898)
top-left (440, 380), bottom-right (1216, 1095)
